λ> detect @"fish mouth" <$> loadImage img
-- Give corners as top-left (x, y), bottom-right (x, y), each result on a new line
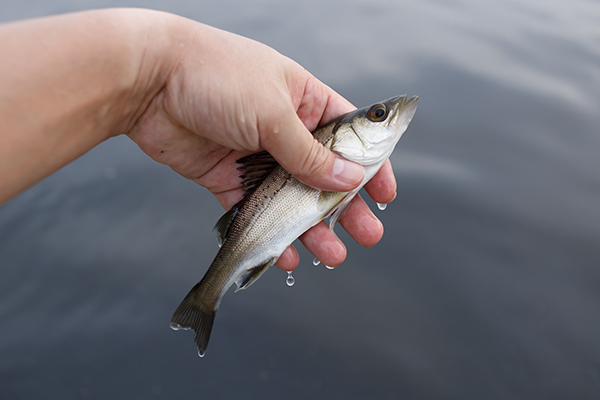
top-left (387, 95), bottom-right (419, 131)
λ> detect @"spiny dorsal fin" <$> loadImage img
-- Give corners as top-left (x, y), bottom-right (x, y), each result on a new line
top-left (236, 151), bottom-right (279, 192)
top-left (234, 258), bottom-right (276, 292)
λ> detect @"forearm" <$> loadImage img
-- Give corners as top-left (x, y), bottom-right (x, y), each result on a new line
top-left (0, 9), bottom-right (174, 203)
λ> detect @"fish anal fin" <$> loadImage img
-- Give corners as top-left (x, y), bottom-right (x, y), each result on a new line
top-left (235, 258), bottom-right (275, 292)
top-left (170, 291), bottom-right (216, 357)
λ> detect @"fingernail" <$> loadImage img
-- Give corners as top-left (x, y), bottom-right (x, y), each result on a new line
top-left (333, 158), bottom-right (364, 186)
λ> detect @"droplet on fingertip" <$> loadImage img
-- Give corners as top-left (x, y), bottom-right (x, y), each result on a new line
top-left (377, 202), bottom-right (387, 211)
top-left (286, 271), bottom-right (295, 287)
top-left (325, 265), bottom-right (334, 270)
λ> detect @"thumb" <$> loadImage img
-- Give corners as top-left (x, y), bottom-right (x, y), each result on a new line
top-left (260, 109), bottom-right (364, 192)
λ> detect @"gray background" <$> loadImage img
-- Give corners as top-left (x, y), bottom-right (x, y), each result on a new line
top-left (1, 0), bottom-right (600, 398)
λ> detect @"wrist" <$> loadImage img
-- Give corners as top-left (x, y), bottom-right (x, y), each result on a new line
top-left (99, 8), bottom-right (180, 140)
top-left (0, 9), bottom-right (179, 202)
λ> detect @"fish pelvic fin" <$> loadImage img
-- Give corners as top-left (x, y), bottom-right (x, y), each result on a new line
top-left (235, 258), bottom-right (276, 293)
top-left (170, 292), bottom-right (216, 358)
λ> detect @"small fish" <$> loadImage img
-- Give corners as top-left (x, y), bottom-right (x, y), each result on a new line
top-left (170, 95), bottom-right (419, 356)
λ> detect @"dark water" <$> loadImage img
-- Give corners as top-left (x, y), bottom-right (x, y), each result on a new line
top-left (2, 1), bottom-right (600, 398)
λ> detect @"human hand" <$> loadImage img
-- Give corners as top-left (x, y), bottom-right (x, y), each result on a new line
top-left (127, 14), bottom-right (398, 270)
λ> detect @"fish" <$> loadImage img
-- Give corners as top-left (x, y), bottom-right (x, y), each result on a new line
top-left (170, 95), bottom-right (419, 357)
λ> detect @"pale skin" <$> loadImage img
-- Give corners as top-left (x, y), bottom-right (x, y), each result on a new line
top-left (0, 8), bottom-right (397, 270)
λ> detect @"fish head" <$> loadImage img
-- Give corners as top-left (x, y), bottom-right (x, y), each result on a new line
top-left (330, 95), bottom-right (419, 166)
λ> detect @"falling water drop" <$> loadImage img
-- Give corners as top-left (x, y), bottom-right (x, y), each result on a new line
top-left (325, 265), bottom-right (334, 270)
top-left (376, 202), bottom-right (387, 211)
top-left (312, 257), bottom-right (321, 266)
top-left (286, 271), bottom-right (295, 287)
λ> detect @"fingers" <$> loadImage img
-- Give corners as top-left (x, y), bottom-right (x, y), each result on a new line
top-left (300, 195), bottom-right (383, 268)
top-left (275, 222), bottom-right (349, 271)
top-left (274, 194), bottom-right (384, 271)
top-left (363, 160), bottom-right (397, 205)
top-left (299, 221), bottom-right (347, 268)
top-left (275, 245), bottom-right (300, 271)
top-left (337, 194), bottom-right (384, 248)
top-left (273, 159), bottom-right (396, 271)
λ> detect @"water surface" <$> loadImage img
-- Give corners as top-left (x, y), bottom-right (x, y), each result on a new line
top-left (1, 0), bottom-right (600, 399)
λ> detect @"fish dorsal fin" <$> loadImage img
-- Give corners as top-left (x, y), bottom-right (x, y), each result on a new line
top-left (234, 258), bottom-right (276, 292)
top-left (236, 151), bottom-right (279, 192)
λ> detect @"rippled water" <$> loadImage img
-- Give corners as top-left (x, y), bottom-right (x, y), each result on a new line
top-left (2, 1), bottom-right (600, 399)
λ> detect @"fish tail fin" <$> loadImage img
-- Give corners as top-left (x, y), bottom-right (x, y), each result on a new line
top-left (170, 292), bottom-right (216, 357)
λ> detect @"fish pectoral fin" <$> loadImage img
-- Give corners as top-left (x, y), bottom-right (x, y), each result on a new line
top-left (323, 192), bottom-right (356, 232)
top-left (318, 190), bottom-right (346, 211)
top-left (235, 258), bottom-right (276, 293)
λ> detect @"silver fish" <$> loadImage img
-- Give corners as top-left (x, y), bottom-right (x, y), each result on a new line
top-left (170, 95), bottom-right (419, 356)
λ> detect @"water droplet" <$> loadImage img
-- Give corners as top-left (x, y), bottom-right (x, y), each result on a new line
top-left (169, 324), bottom-right (181, 331)
top-left (198, 350), bottom-right (205, 358)
top-left (377, 202), bottom-right (387, 211)
top-left (216, 237), bottom-right (223, 248)
top-left (286, 271), bottom-right (295, 286)
top-left (325, 265), bottom-right (334, 270)
top-left (312, 257), bottom-right (321, 266)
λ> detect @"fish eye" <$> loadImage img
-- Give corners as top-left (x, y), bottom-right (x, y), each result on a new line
top-left (367, 104), bottom-right (387, 122)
